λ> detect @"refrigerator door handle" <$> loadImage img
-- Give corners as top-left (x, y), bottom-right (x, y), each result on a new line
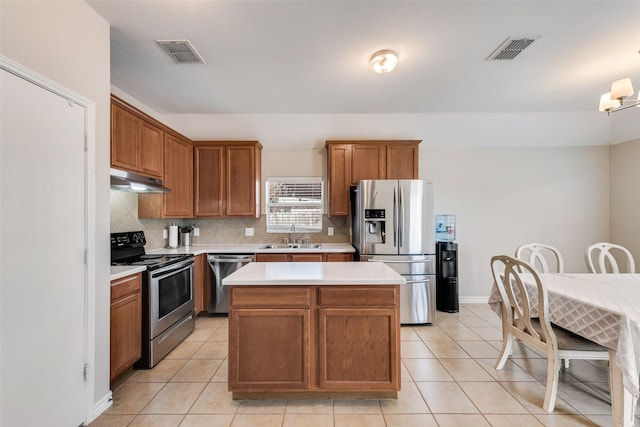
top-left (393, 187), bottom-right (398, 248)
top-left (398, 185), bottom-right (404, 248)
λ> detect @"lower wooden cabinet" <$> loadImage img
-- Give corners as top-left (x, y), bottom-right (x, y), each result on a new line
top-left (193, 254), bottom-right (209, 314)
top-left (110, 273), bottom-right (142, 381)
top-left (254, 252), bottom-right (353, 262)
top-left (228, 285), bottom-right (399, 397)
top-left (230, 308), bottom-right (310, 390)
top-left (324, 252), bottom-right (354, 262)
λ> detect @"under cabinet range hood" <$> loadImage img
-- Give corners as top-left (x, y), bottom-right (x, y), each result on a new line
top-left (110, 168), bottom-right (170, 193)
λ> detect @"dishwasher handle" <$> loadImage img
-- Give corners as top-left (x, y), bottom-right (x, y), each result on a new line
top-left (207, 254), bottom-right (254, 264)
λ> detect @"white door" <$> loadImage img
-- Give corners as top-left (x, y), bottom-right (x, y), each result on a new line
top-left (1, 68), bottom-right (87, 426)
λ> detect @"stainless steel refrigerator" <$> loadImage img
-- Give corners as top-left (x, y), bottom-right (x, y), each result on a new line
top-left (351, 180), bottom-right (436, 324)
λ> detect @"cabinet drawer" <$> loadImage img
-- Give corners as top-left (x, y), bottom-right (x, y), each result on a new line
top-left (231, 287), bottom-right (311, 308)
top-left (317, 287), bottom-right (397, 307)
top-left (111, 273), bottom-right (142, 301)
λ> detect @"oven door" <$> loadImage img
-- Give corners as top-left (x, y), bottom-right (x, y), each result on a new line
top-left (149, 258), bottom-right (194, 338)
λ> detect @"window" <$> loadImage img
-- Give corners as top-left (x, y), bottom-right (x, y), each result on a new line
top-left (266, 177), bottom-right (323, 233)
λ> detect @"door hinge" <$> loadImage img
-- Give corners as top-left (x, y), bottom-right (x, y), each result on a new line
top-left (84, 134), bottom-right (88, 151)
top-left (83, 363), bottom-right (89, 381)
top-left (84, 249), bottom-right (88, 265)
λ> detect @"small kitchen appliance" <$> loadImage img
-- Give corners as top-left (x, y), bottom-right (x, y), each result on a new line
top-left (351, 180), bottom-right (436, 324)
top-left (111, 231), bottom-right (195, 368)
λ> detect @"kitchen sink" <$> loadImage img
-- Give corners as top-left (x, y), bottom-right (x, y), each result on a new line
top-left (259, 243), bottom-right (322, 250)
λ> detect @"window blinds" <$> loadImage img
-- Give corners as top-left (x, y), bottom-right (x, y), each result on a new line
top-left (266, 177), bottom-right (323, 233)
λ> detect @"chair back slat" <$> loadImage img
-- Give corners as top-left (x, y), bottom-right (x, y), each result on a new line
top-left (585, 242), bottom-right (635, 273)
top-left (515, 243), bottom-right (564, 273)
top-left (491, 255), bottom-right (557, 349)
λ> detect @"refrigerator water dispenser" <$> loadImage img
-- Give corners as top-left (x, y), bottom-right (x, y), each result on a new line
top-left (365, 220), bottom-right (385, 243)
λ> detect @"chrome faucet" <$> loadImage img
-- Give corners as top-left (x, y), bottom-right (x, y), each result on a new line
top-left (290, 224), bottom-right (296, 246)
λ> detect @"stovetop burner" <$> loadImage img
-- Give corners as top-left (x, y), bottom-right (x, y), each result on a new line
top-left (111, 231), bottom-right (193, 270)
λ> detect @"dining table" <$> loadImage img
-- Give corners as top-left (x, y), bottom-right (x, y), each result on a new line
top-left (488, 273), bottom-right (640, 427)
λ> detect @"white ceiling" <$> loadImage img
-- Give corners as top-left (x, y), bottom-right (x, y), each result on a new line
top-left (87, 0), bottom-right (640, 115)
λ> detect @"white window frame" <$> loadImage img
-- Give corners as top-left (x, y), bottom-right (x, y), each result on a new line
top-left (266, 176), bottom-right (323, 233)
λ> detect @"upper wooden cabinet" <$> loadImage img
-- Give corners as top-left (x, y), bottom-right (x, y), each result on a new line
top-left (139, 133), bottom-right (194, 218)
top-left (111, 96), bottom-right (164, 179)
top-left (325, 140), bottom-right (421, 217)
top-left (193, 141), bottom-right (262, 218)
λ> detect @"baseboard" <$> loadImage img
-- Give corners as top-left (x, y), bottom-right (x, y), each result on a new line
top-left (459, 296), bottom-right (489, 304)
top-left (88, 391), bottom-right (112, 424)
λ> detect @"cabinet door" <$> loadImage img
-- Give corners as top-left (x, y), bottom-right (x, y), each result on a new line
top-left (351, 144), bottom-right (385, 185)
top-left (386, 144), bottom-right (418, 179)
top-left (255, 253), bottom-right (289, 262)
top-left (193, 254), bottom-right (208, 314)
top-left (317, 308), bottom-right (399, 391)
top-left (194, 145), bottom-right (225, 217)
top-left (290, 254), bottom-right (324, 262)
top-left (111, 103), bottom-right (140, 172)
top-left (139, 121), bottom-right (164, 178)
top-left (229, 308), bottom-right (310, 391)
top-left (226, 145), bottom-right (258, 217)
top-left (164, 134), bottom-right (193, 218)
top-left (324, 253), bottom-right (353, 262)
top-left (327, 144), bottom-right (351, 217)
top-left (110, 274), bottom-right (142, 381)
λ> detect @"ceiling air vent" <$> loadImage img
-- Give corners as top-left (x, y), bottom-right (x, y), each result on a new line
top-left (156, 40), bottom-right (205, 64)
top-left (486, 37), bottom-right (537, 61)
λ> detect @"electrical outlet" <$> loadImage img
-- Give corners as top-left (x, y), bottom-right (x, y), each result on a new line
top-left (163, 229), bottom-right (168, 239)
top-left (328, 227), bottom-right (334, 236)
top-left (193, 227), bottom-right (200, 236)
top-left (245, 227), bottom-right (254, 237)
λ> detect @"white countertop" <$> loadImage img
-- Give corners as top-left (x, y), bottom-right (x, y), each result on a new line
top-left (222, 262), bottom-right (405, 286)
top-left (110, 265), bottom-right (146, 281)
top-left (146, 243), bottom-right (355, 256)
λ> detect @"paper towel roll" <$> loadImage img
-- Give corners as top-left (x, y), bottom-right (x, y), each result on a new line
top-left (169, 224), bottom-right (179, 248)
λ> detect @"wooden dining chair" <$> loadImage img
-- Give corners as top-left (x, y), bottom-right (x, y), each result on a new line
top-left (585, 242), bottom-right (636, 273)
top-left (490, 255), bottom-right (609, 412)
top-left (515, 243), bottom-right (564, 273)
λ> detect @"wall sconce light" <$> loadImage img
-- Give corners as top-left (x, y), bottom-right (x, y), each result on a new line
top-left (370, 49), bottom-right (398, 74)
top-left (598, 78), bottom-right (640, 115)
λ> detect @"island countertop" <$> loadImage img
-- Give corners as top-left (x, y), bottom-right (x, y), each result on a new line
top-left (221, 261), bottom-right (406, 286)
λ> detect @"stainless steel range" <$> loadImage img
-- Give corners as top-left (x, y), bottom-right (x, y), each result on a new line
top-left (111, 231), bottom-right (195, 368)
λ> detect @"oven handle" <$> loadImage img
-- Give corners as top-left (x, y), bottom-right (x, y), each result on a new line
top-left (151, 260), bottom-right (194, 279)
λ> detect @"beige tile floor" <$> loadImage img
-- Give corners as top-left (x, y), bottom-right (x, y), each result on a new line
top-left (90, 304), bottom-right (640, 427)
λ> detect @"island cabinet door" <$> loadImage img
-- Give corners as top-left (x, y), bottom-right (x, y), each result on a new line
top-left (229, 308), bottom-right (311, 391)
top-left (317, 307), bottom-right (400, 391)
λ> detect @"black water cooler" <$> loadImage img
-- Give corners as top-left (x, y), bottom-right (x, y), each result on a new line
top-left (436, 242), bottom-right (459, 313)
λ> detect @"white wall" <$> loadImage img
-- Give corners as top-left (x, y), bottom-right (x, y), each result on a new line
top-left (423, 146), bottom-right (609, 298)
top-left (0, 0), bottom-right (111, 421)
top-left (610, 139), bottom-right (640, 261)
top-left (161, 111), bottom-right (612, 150)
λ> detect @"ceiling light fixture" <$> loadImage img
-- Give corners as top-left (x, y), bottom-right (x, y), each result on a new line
top-left (598, 78), bottom-right (640, 115)
top-left (370, 49), bottom-right (398, 74)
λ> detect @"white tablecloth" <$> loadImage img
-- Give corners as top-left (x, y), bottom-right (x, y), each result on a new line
top-left (488, 273), bottom-right (640, 398)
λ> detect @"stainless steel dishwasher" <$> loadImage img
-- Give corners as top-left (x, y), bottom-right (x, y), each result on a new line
top-left (207, 254), bottom-right (254, 314)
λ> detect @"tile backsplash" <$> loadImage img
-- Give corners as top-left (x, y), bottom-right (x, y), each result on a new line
top-left (110, 190), bottom-right (350, 250)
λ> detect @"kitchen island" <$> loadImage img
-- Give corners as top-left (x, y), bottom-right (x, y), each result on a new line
top-left (222, 262), bottom-right (404, 399)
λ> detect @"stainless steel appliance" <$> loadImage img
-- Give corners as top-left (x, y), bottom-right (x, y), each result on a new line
top-left (207, 254), bottom-right (254, 314)
top-left (111, 231), bottom-right (195, 368)
top-left (351, 180), bottom-right (436, 324)
top-left (110, 168), bottom-right (170, 193)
